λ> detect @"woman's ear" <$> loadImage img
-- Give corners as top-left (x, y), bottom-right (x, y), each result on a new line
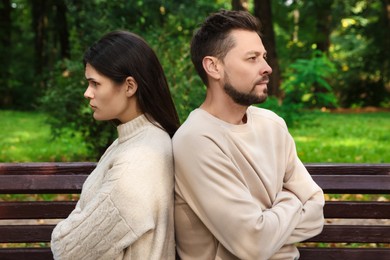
top-left (124, 76), bottom-right (138, 97)
top-left (202, 56), bottom-right (222, 80)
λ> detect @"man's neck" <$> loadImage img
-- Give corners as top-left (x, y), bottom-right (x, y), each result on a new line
top-left (200, 97), bottom-right (248, 125)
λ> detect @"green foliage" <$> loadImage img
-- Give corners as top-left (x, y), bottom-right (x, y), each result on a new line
top-left (257, 97), bottom-right (303, 128)
top-left (281, 50), bottom-right (337, 108)
top-left (2, 0), bottom-right (390, 159)
top-left (0, 0), bottom-right (36, 110)
top-left (39, 59), bottom-right (117, 159)
top-left (329, 0), bottom-right (390, 107)
top-left (38, 0), bottom-right (224, 158)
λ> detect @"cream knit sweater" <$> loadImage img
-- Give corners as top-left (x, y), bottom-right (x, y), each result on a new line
top-left (174, 106), bottom-right (324, 260)
top-left (51, 115), bottom-right (175, 260)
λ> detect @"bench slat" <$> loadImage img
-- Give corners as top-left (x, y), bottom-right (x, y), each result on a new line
top-left (0, 225), bottom-right (55, 243)
top-left (305, 225), bottom-right (390, 243)
top-left (312, 175), bottom-right (390, 194)
top-left (324, 201), bottom-right (390, 218)
top-left (299, 247), bottom-right (390, 260)
top-left (305, 163), bottom-right (390, 175)
top-left (0, 248), bottom-right (53, 260)
top-left (0, 162), bottom-right (95, 175)
top-left (1, 174), bottom-right (389, 194)
top-left (0, 175), bottom-right (87, 194)
top-left (0, 201), bottom-right (76, 219)
top-left (2, 224), bottom-right (389, 244)
top-left (1, 162), bottom-right (388, 176)
top-left (2, 201), bottom-right (389, 220)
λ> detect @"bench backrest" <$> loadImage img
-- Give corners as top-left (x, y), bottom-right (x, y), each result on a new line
top-left (0, 162), bottom-right (389, 260)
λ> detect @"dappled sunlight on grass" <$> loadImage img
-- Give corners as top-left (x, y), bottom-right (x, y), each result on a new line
top-left (0, 110), bottom-right (90, 162)
top-left (290, 111), bottom-right (390, 163)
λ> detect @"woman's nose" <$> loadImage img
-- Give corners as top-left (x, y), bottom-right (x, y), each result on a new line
top-left (84, 86), bottom-right (94, 99)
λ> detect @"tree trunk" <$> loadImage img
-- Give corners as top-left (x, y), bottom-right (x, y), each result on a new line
top-left (380, 0), bottom-right (390, 91)
top-left (313, 0), bottom-right (333, 53)
top-left (31, 0), bottom-right (48, 75)
top-left (253, 0), bottom-right (281, 97)
top-left (231, 0), bottom-right (248, 11)
top-left (54, 0), bottom-right (70, 59)
top-left (0, 0), bottom-right (12, 107)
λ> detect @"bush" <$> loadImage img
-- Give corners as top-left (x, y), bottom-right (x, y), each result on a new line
top-left (281, 50), bottom-right (338, 108)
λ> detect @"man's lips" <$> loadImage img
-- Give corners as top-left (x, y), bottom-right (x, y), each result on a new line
top-left (255, 76), bottom-right (269, 85)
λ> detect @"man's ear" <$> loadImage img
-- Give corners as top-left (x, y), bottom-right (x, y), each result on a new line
top-left (202, 56), bottom-right (222, 80)
top-left (124, 76), bottom-right (138, 97)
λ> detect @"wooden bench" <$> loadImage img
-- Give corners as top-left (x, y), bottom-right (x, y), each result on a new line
top-left (0, 162), bottom-right (389, 260)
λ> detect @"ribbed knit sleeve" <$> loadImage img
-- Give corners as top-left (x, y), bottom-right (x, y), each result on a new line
top-left (51, 193), bottom-right (137, 259)
top-left (51, 161), bottom-right (156, 260)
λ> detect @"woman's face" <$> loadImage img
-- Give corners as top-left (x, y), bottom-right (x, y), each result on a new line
top-left (83, 63), bottom-right (132, 122)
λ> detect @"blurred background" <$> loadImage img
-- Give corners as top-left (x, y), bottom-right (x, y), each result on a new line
top-left (0, 0), bottom-right (389, 162)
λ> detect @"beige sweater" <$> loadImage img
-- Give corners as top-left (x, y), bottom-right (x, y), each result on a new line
top-left (174, 106), bottom-right (324, 260)
top-left (51, 115), bottom-right (175, 260)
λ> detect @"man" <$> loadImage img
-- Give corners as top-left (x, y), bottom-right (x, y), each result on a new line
top-left (173, 10), bottom-right (324, 260)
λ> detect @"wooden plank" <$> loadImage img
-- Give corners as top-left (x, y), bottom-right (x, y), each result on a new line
top-left (2, 225), bottom-right (388, 244)
top-left (0, 248), bottom-right (53, 260)
top-left (0, 201), bottom-right (76, 219)
top-left (312, 175), bottom-right (390, 194)
top-left (299, 247), bottom-right (390, 260)
top-left (0, 225), bottom-right (55, 243)
top-left (304, 225), bottom-right (390, 243)
top-left (0, 175), bottom-right (87, 194)
top-left (2, 201), bottom-right (389, 220)
top-left (0, 201), bottom-right (386, 220)
top-left (324, 201), bottom-right (390, 219)
top-left (305, 163), bottom-right (390, 175)
top-left (0, 162), bottom-right (388, 176)
top-left (0, 162), bottom-right (95, 175)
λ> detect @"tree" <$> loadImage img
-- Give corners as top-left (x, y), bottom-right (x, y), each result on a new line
top-left (0, 0), bottom-right (12, 107)
top-left (254, 0), bottom-right (281, 97)
top-left (232, 0), bottom-right (248, 11)
top-left (330, 0), bottom-right (390, 107)
top-left (313, 0), bottom-right (333, 53)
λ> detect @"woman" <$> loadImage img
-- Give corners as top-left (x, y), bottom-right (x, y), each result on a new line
top-left (51, 31), bottom-right (180, 260)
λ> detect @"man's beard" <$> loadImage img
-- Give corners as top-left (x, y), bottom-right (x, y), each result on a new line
top-left (223, 73), bottom-right (268, 106)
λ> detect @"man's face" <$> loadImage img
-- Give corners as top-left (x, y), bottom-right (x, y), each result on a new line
top-left (221, 29), bottom-right (272, 106)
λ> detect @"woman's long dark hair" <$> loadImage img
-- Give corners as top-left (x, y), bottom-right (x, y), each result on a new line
top-left (83, 30), bottom-right (180, 137)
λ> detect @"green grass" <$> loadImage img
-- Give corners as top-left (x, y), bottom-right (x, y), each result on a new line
top-left (0, 109), bottom-right (389, 163)
top-left (0, 110), bottom-right (90, 162)
top-left (289, 111), bottom-right (390, 163)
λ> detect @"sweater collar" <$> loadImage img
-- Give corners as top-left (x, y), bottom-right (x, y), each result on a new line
top-left (195, 106), bottom-right (253, 132)
top-left (117, 114), bottom-right (150, 143)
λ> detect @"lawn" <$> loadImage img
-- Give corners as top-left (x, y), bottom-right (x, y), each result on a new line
top-left (0, 109), bottom-right (389, 163)
top-left (290, 110), bottom-right (390, 163)
top-left (0, 110), bottom-right (90, 162)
